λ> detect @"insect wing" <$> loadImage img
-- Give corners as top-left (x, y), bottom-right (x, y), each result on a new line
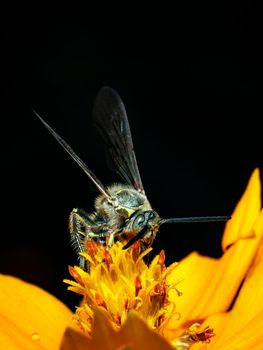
top-left (93, 87), bottom-right (145, 193)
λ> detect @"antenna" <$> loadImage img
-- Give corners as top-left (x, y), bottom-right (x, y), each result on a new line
top-left (159, 215), bottom-right (231, 225)
top-left (32, 108), bottom-right (111, 200)
top-left (123, 216), bottom-right (231, 249)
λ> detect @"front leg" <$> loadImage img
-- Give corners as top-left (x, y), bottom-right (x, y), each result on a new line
top-left (69, 208), bottom-right (97, 270)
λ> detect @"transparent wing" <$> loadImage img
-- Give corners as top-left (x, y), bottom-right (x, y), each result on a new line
top-left (93, 87), bottom-right (145, 193)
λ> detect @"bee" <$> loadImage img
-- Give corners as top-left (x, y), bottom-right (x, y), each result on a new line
top-left (34, 87), bottom-right (229, 269)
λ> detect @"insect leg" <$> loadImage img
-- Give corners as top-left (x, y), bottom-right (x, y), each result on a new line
top-left (106, 229), bottom-right (123, 248)
top-left (69, 208), bottom-right (96, 270)
top-left (107, 233), bottom-right (115, 248)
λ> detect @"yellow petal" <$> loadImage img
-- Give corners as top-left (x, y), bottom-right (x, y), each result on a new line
top-left (229, 210), bottom-right (263, 321)
top-left (60, 328), bottom-right (90, 350)
top-left (214, 311), bottom-right (263, 350)
top-left (198, 212), bottom-right (263, 349)
top-left (193, 309), bottom-right (263, 350)
top-left (166, 216), bottom-right (263, 338)
top-left (184, 212), bottom-right (263, 350)
top-left (0, 274), bottom-right (74, 350)
top-left (119, 313), bottom-right (174, 350)
top-left (166, 252), bottom-right (217, 338)
top-left (61, 308), bottom-right (175, 350)
top-left (222, 168), bottom-right (261, 251)
top-left (166, 170), bottom-right (263, 338)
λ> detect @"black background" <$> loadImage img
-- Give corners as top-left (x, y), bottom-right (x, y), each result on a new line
top-left (1, 3), bottom-right (262, 309)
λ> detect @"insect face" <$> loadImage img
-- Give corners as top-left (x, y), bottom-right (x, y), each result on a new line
top-left (122, 210), bottom-right (160, 249)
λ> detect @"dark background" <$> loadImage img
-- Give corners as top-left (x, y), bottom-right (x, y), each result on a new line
top-left (1, 3), bottom-right (262, 309)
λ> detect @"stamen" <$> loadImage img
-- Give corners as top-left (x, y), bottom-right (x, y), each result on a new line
top-left (171, 324), bottom-right (215, 349)
top-left (158, 250), bottom-right (166, 271)
top-left (95, 292), bottom-right (107, 310)
top-left (85, 240), bottom-right (98, 262)
top-left (68, 266), bottom-right (84, 286)
top-left (104, 248), bottom-right (113, 269)
top-left (65, 241), bottom-right (180, 336)
top-left (135, 276), bottom-right (142, 296)
top-left (132, 241), bottom-right (141, 262)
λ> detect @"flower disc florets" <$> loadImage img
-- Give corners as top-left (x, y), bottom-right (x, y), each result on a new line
top-left (64, 240), bottom-right (180, 335)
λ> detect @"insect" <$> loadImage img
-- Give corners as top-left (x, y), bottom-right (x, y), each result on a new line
top-left (34, 87), bottom-right (229, 269)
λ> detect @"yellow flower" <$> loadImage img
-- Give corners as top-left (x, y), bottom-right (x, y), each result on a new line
top-left (64, 240), bottom-right (180, 335)
top-left (0, 274), bottom-right (75, 350)
top-left (0, 169), bottom-right (262, 350)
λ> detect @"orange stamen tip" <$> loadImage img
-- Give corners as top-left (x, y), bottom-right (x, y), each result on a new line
top-left (103, 248), bottom-right (113, 269)
top-left (132, 241), bottom-right (141, 261)
top-left (68, 265), bottom-right (84, 286)
top-left (135, 276), bottom-right (142, 296)
top-left (85, 240), bottom-right (99, 261)
top-left (186, 323), bottom-right (215, 343)
top-left (95, 293), bottom-right (107, 310)
top-left (195, 327), bottom-right (215, 342)
top-left (104, 233), bottom-right (110, 245)
top-left (158, 250), bottom-right (166, 271)
top-left (150, 282), bottom-right (167, 307)
top-left (123, 297), bottom-right (129, 311)
top-left (173, 324), bottom-right (215, 348)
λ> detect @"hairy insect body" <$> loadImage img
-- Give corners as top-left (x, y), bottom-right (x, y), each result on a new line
top-left (69, 184), bottom-right (160, 256)
top-left (35, 86), bottom-right (229, 271)
top-left (96, 184), bottom-right (150, 222)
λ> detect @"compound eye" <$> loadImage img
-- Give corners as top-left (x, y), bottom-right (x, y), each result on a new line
top-left (135, 214), bottom-right (145, 227)
top-left (148, 211), bottom-right (155, 219)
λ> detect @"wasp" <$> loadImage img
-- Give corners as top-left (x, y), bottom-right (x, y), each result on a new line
top-left (34, 87), bottom-right (229, 269)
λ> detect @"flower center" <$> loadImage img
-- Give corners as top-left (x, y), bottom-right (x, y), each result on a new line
top-left (64, 240), bottom-right (214, 348)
